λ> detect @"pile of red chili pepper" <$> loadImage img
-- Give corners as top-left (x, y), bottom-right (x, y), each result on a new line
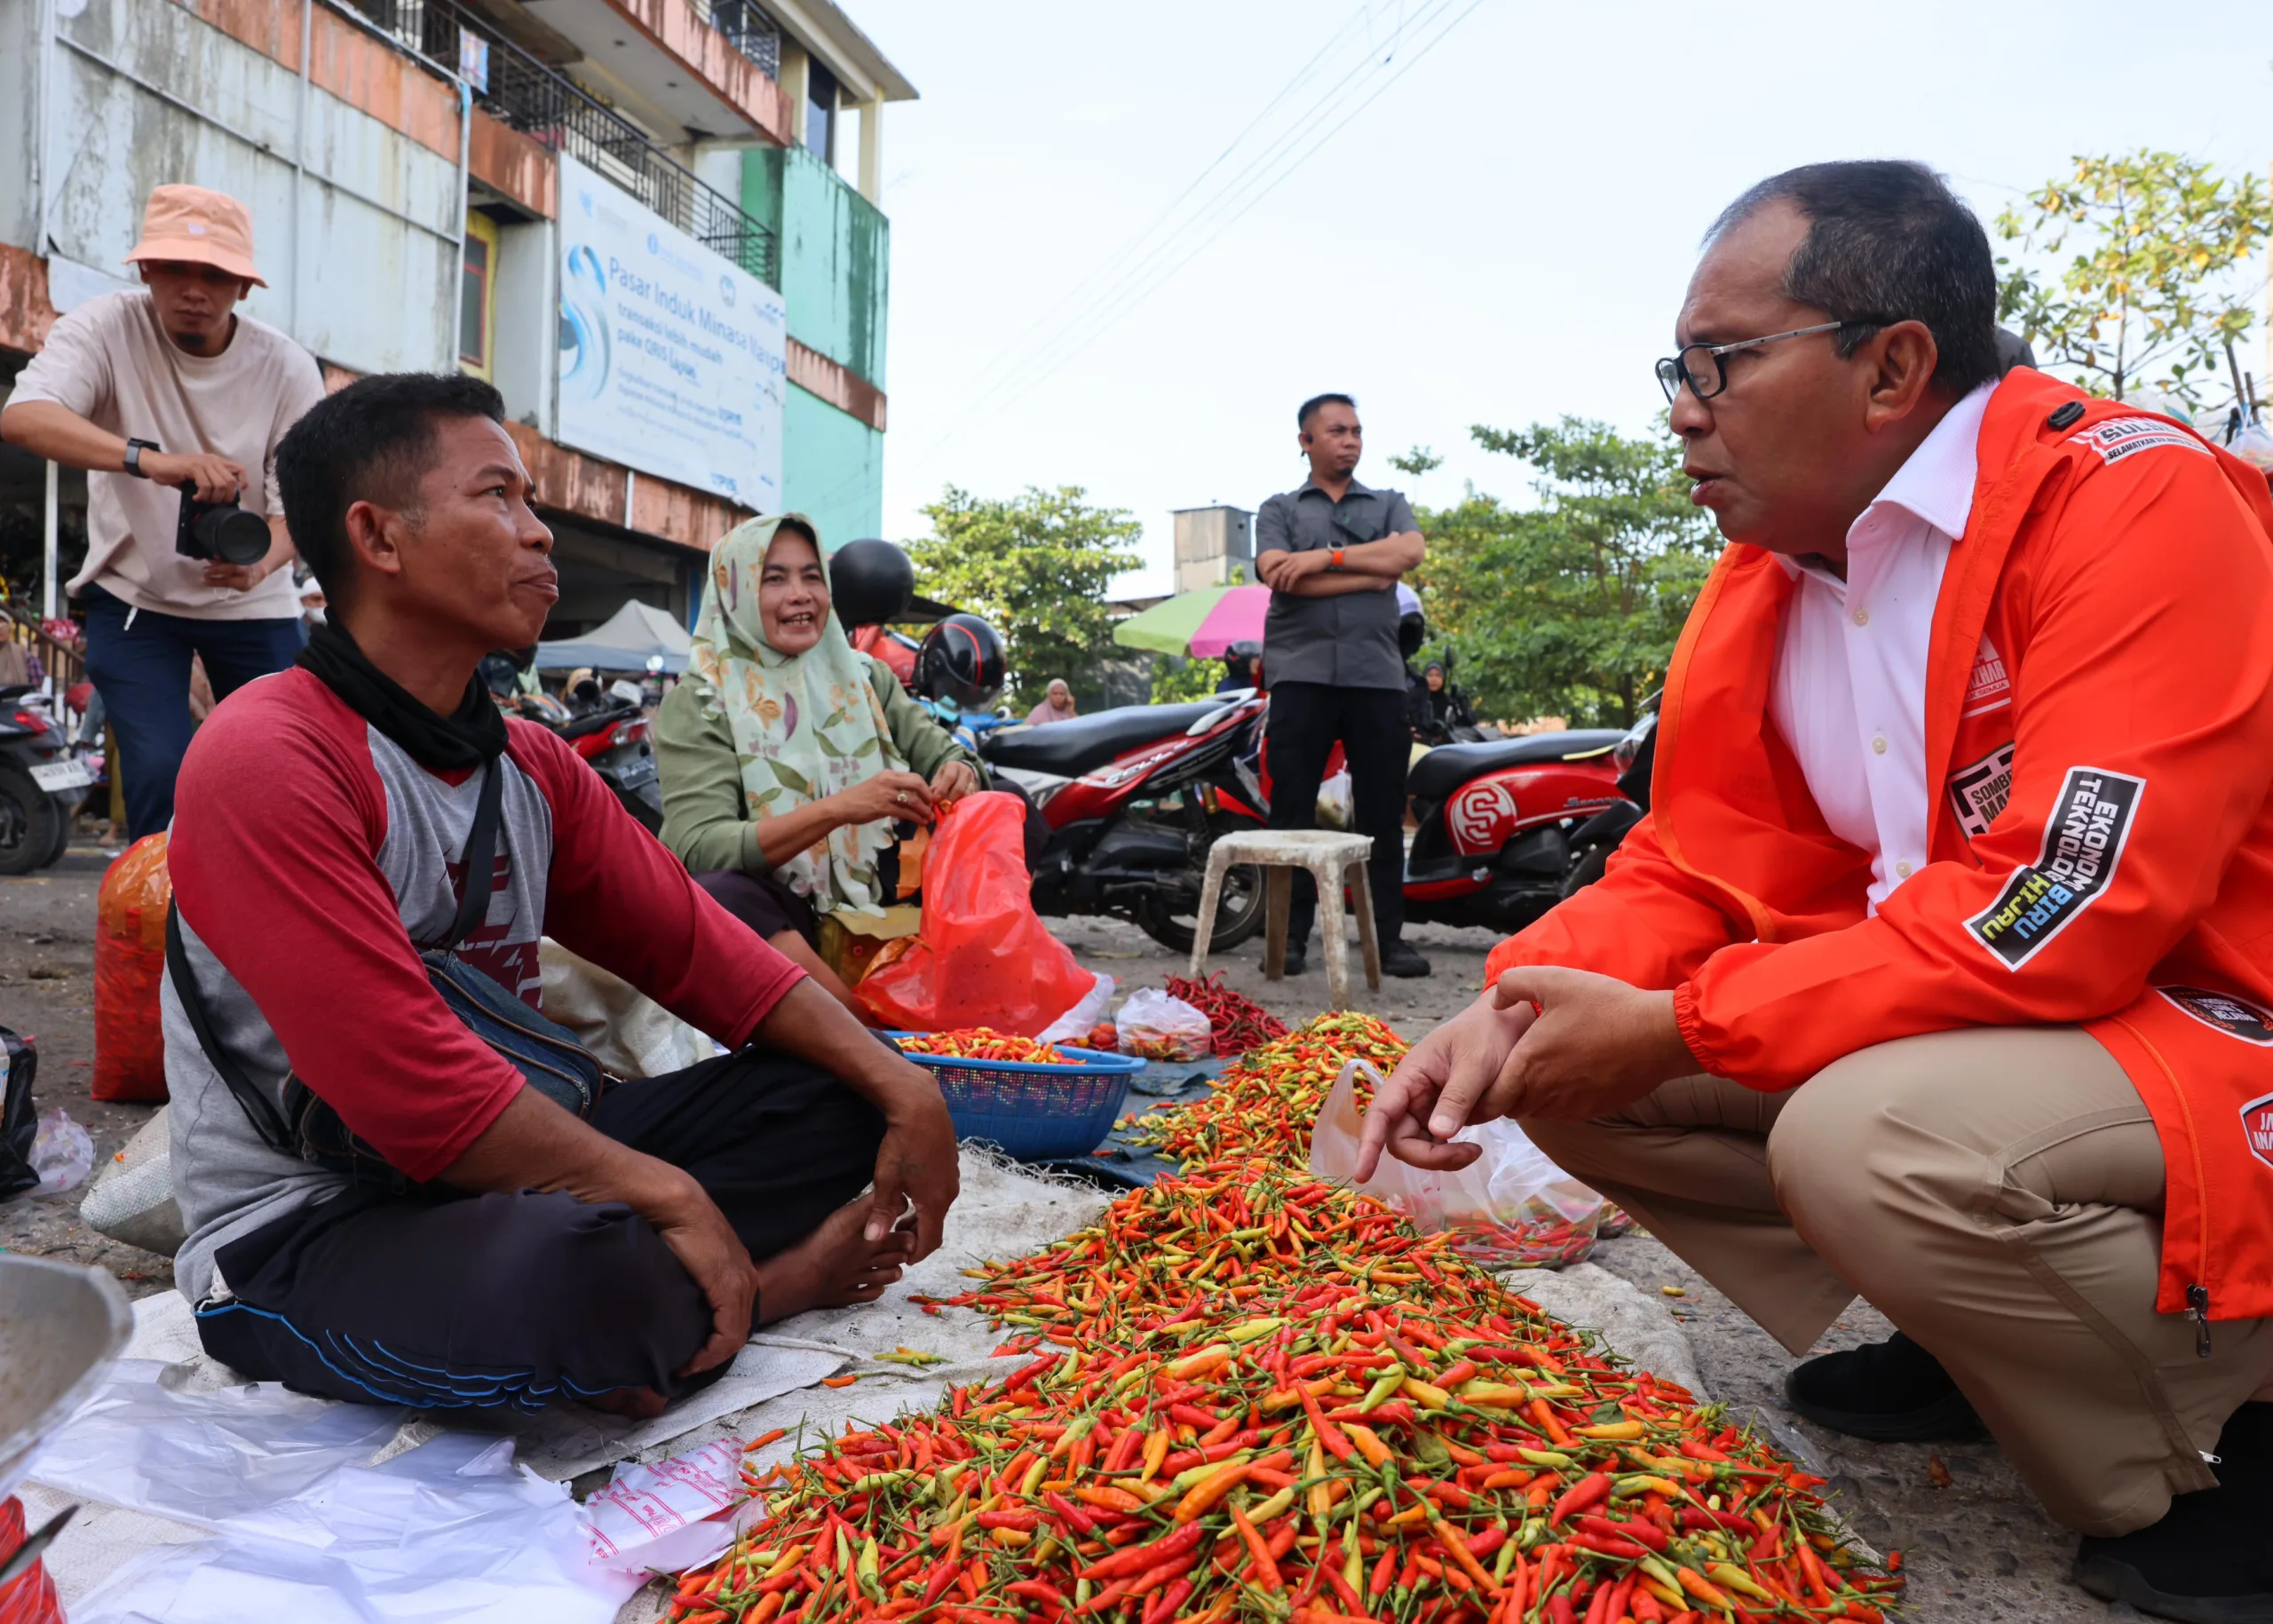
top-left (667, 1163), bottom-right (1900, 1624)
top-left (1123, 1013), bottom-right (1407, 1168)
top-left (897, 1030), bottom-right (1073, 1066)
top-left (1162, 973), bottom-right (1289, 1057)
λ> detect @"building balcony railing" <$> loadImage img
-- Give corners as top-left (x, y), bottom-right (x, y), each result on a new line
top-left (335, 0), bottom-right (778, 285)
top-left (694, 0), bottom-right (780, 78)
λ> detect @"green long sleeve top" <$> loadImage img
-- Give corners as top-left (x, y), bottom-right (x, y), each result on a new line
top-left (654, 654), bottom-right (988, 876)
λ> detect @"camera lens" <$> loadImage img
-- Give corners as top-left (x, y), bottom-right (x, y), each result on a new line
top-left (197, 506), bottom-right (273, 566)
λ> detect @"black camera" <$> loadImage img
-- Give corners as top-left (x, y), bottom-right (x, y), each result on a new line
top-left (175, 485), bottom-right (271, 567)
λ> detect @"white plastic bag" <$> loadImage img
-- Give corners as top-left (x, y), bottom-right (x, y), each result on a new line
top-left (1317, 770), bottom-right (1354, 830)
top-left (30, 1109), bottom-right (93, 1195)
top-left (1310, 1059), bottom-right (1606, 1267)
top-left (1115, 988), bottom-right (1213, 1062)
top-left (1036, 973), bottom-right (1115, 1046)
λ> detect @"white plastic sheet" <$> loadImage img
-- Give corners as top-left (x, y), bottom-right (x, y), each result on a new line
top-left (31, 1367), bottom-right (649, 1623)
top-left (29, 1110), bottom-right (93, 1196)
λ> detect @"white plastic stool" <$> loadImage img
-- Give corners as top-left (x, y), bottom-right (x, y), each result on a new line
top-left (1189, 830), bottom-right (1382, 1010)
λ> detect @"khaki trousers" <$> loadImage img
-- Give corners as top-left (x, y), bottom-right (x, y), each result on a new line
top-left (1521, 1027), bottom-right (2273, 1535)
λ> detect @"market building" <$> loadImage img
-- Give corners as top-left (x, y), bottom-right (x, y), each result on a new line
top-left (0, 0), bottom-right (910, 633)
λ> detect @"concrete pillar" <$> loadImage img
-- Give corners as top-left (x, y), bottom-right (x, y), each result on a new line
top-left (858, 96), bottom-right (883, 203)
top-left (779, 41), bottom-right (808, 147)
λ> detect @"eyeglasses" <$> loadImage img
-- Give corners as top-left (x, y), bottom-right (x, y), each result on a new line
top-left (1654, 321), bottom-right (1880, 404)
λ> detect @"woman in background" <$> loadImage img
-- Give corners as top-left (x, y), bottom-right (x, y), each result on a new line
top-left (1025, 678), bottom-right (1078, 726)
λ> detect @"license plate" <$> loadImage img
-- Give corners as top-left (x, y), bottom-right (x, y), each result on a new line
top-left (614, 757), bottom-right (658, 788)
top-left (29, 760), bottom-right (91, 793)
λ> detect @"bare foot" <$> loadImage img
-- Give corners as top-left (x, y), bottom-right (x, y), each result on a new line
top-left (752, 1197), bottom-right (917, 1324)
top-left (586, 1386), bottom-right (669, 1420)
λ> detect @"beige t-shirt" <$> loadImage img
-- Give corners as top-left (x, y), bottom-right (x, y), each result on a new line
top-left (12, 292), bottom-right (325, 621)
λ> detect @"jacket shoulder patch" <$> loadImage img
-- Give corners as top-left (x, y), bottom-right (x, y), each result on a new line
top-left (1965, 765), bottom-right (2144, 969)
top-left (2070, 419), bottom-right (2210, 466)
top-left (2160, 986), bottom-right (2273, 1046)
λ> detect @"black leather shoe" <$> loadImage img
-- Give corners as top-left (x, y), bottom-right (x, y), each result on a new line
top-left (1381, 942), bottom-right (1431, 978)
top-left (1782, 1331), bottom-right (1987, 1443)
top-left (1279, 944), bottom-right (1309, 976)
top-left (2076, 1405), bottom-right (2273, 1621)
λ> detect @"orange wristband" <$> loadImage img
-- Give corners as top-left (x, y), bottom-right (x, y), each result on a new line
top-left (1329, 549), bottom-right (1346, 572)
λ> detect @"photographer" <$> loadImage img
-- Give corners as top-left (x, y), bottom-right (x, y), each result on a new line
top-left (0, 185), bottom-right (325, 838)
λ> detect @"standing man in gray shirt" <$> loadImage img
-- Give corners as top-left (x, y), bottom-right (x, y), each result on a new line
top-left (1255, 392), bottom-right (1430, 978)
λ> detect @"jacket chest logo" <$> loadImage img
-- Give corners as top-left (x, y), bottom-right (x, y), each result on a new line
top-left (1963, 636), bottom-right (2010, 717)
top-left (1947, 742), bottom-right (2016, 839)
top-left (2160, 986), bottom-right (2273, 1046)
top-left (1964, 765), bottom-right (2144, 968)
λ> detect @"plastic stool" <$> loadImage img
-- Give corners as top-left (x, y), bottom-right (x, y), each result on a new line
top-left (1189, 830), bottom-right (1382, 1010)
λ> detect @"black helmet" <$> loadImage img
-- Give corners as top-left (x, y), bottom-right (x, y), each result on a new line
top-left (1398, 609), bottom-right (1428, 661)
top-left (478, 651), bottom-right (521, 699)
top-left (830, 539), bottom-right (915, 628)
top-left (916, 613), bottom-right (1006, 709)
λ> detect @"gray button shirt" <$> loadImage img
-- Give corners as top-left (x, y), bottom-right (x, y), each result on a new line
top-left (1255, 477), bottom-right (1416, 690)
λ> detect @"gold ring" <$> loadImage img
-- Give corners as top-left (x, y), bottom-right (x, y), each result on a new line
top-left (895, 791), bottom-right (907, 804)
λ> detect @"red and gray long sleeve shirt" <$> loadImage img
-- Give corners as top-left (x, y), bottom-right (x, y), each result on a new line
top-left (162, 669), bottom-right (807, 1307)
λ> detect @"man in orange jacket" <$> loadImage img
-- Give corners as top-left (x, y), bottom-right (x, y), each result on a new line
top-left (1357, 160), bottom-right (2273, 1620)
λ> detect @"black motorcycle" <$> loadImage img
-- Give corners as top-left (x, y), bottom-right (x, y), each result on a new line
top-left (0, 687), bottom-right (88, 874)
top-left (1558, 703), bottom-right (1658, 899)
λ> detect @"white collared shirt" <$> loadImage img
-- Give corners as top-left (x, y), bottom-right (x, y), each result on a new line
top-left (1768, 383), bottom-right (1996, 912)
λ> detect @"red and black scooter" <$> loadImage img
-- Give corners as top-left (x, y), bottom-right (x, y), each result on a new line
top-left (979, 690), bottom-right (1271, 954)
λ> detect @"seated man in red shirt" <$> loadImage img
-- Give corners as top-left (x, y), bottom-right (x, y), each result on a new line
top-left (163, 371), bottom-right (959, 1414)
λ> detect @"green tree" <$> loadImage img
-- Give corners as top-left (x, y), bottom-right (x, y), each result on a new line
top-left (1412, 418), bottom-right (1715, 727)
top-left (1996, 151), bottom-right (2273, 407)
top-left (907, 486), bottom-right (1144, 709)
top-left (1148, 655), bottom-right (1223, 704)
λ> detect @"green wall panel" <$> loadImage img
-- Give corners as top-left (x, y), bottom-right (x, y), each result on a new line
top-left (785, 382), bottom-right (885, 546)
top-left (741, 144), bottom-right (889, 389)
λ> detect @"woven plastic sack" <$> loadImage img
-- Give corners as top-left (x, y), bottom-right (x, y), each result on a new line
top-left (1311, 1058), bottom-right (1606, 1268)
top-left (94, 833), bottom-right (171, 1102)
top-left (855, 792), bottom-right (1092, 1038)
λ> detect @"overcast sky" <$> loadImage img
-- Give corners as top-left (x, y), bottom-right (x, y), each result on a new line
top-left (852, 1), bottom-right (2273, 597)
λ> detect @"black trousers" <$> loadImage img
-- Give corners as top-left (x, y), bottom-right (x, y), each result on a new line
top-left (1263, 680), bottom-right (1408, 946)
top-left (194, 1050), bottom-right (884, 1411)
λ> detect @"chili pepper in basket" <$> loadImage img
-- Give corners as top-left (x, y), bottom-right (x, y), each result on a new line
top-left (894, 1028), bottom-right (1073, 1065)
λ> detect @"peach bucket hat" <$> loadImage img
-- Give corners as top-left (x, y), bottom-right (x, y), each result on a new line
top-left (123, 185), bottom-right (266, 287)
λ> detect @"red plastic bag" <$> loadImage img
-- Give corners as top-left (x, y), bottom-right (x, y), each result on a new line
top-left (855, 792), bottom-right (1093, 1037)
top-left (94, 832), bottom-right (171, 1102)
top-left (0, 1497), bottom-right (64, 1624)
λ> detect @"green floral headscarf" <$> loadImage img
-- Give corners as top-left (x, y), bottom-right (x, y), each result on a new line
top-left (687, 515), bottom-right (908, 916)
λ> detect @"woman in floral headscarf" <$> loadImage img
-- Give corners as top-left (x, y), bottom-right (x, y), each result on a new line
top-left (656, 515), bottom-right (986, 1012)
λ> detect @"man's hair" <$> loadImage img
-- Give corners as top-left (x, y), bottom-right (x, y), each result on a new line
top-left (274, 371), bottom-right (507, 606)
top-left (1297, 392), bottom-right (1358, 432)
top-left (1707, 161), bottom-right (2000, 400)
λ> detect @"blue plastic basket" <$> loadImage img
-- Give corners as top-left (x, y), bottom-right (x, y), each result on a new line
top-left (887, 1034), bottom-right (1144, 1161)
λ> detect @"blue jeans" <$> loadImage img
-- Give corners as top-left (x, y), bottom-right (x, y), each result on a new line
top-left (81, 586), bottom-right (304, 839)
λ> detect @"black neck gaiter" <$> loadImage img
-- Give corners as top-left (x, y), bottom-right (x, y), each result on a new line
top-left (297, 620), bottom-right (508, 772)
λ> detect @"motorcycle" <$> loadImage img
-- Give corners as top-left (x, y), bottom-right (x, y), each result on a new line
top-left (0, 686), bottom-right (89, 875)
top-left (503, 666), bottom-right (663, 834)
top-left (980, 689), bottom-right (1271, 953)
top-left (1556, 704), bottom-right (1658, 899)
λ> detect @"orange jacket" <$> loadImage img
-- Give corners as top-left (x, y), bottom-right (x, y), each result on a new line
top-left (1486, 369), bottom-right (2273, 1327)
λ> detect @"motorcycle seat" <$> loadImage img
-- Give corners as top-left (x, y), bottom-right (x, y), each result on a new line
top-left (983, 702), bottom-right (1224, 777)
top-left (558, 704), bottom-right (636, 741)
top-left (1406, 730), bottom-right (1627, 800)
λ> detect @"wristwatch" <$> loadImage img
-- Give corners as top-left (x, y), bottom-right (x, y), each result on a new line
top-left (1327, 548), bottom-right (1346, 573)
top-left (123, 439), bottom-right (161, 479)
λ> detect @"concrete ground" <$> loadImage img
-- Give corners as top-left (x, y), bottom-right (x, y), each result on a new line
top-left (0, 849), bottom-right (2142, 1620)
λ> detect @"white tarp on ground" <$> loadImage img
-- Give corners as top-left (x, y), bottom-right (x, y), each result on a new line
top-left (22, 1151), bottom-right (1110, 1620)
top-left (535, 600), bottom-right (694, 674)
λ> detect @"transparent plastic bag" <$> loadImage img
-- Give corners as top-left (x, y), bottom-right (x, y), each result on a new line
top-left (28, 1112), bottom-right (91, 1196)
top-left (93, 834), bottom-right (171, 1102)
top-left (1114, 989), bottom-right (1213, 1062)
top-left (1310, 1059), bottom-right (1605, 1268)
